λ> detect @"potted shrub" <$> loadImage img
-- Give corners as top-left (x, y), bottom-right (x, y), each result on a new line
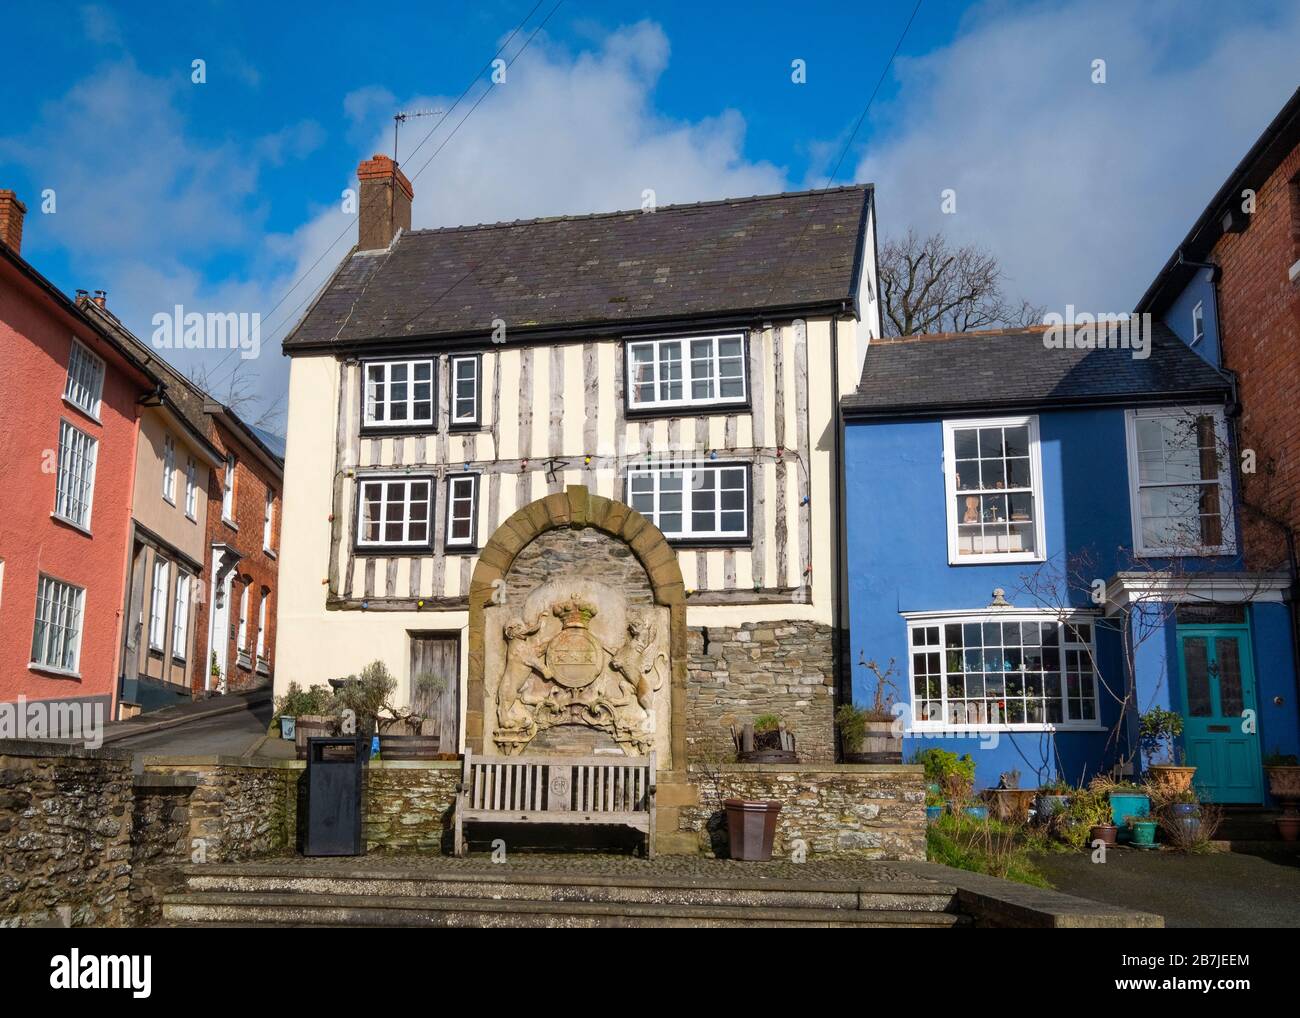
top-left (735, 714), bottom-right (798, 763)
top-left (1034, 778), bottom-right (1072, 822)
top-left (1141, 707), bottom-right (1196, 793)
top-left (838, 657), bottom-right (902, 763)
top-left (1057, 786), bottom-right (1113, 848)
top-left (333, 660), bottom-right (398, 739)
top-left (913, 748), bottom-right (981, 818)
top-left (378, 672), bottom-right (446, 760)
top-left (985, 770), bottom-right (1036, 823)
top-left (273, 681), bottom-right (337, 759)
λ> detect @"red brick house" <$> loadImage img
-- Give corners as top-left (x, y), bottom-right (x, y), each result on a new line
top-left (192, 406), bottom-right (283, 693)
top-left (0, 190), bottom-right (163, 725)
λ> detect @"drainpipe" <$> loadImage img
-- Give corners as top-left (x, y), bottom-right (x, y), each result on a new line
top-left (831, 308), bottom-right (849, 727)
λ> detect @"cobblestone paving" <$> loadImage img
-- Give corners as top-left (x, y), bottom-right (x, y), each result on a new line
top-left (236, 851), bottom-right (929, 884)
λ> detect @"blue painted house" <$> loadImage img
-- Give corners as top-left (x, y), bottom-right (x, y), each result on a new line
top-left (840, 323), bottom-right (1298, 801)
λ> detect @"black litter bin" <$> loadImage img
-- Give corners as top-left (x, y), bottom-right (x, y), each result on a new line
top-left (304, 736), bottom-right (367, 856)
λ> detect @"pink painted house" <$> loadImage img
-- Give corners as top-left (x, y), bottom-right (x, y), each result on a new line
top-left (0, 190), bottom-right (161, 725)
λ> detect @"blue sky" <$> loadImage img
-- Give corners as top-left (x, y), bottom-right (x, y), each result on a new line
top-left (2, 1), bottom-right (1298, 431)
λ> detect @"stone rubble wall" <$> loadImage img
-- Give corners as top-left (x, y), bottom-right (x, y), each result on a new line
top-left (679, 763), bottom-right (926, 861)
top-left (686, 621), bottom-right (837, 763)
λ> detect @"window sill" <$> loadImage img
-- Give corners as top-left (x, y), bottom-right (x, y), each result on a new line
top-left (186, 511), bottom-right (197, 523)
top-left (947, 553), bottom-right (1046, 566)
top-left (236, 652), bottom-right (252, 671)
top-left (907, 723), bottom-right (1107, 735)
top-left (61, 396), bottom-right (102, 426)
top-left (28, 661), bottom-right (81, 680)
top-left (445, 544), bottom-right (479, 555)
top-left (1133, 546), bottom-right (1236, 559)
top-left (625, 399), bottom-right (750, 421)
top-left (360, 423), bottom-right (438, 438)
top-left (263, 546), bottom-right (276, 559)
top-left (50, 511), bottom-right (93, 537)
top-left (163, 495), bottom-right (176, 507)
top-left (448, 421), bottom-right (483, 433)
top-left (256, 661), bottom-right (271, 677)
top-left (353, 543), bottom-right (436, 557)
top-left (664, 536), bottom-right (752, 549)
top-left (222, 517), bottom-right (238, 532)
top-left (1289, 258), bottom-right (1300, 283)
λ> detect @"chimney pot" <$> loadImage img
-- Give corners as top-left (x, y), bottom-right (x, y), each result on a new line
top-left (0, 190), bottom-right (28, 254)
top-left (93, 290), bottom-right (107, 308)
top-left (356, 154), bottom-right (413, 251)
top-left (75, 288), bottom-right (89, 301)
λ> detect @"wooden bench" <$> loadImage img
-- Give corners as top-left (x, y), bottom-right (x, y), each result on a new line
top-left (453, 752), bottom-right (656, 858)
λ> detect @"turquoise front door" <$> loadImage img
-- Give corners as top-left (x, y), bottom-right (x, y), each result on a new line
top-left (1175, 625), bottom-right (1263, 803)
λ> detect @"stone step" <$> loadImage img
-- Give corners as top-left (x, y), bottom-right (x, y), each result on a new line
top-left (175, 864), bottom-right (956, 913)
top-left (162, 891), bottom-right (967, 928)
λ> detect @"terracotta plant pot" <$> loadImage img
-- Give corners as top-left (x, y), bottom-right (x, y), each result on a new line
top-left (294, 714), bottom-right (337, 760)
top-left (1265, 766), bottom-right (1300, 812)
top-left (1147, 765), bottom-right (1197, 795)
top-left (1276, 816), bottom-right (1300, 842)
top-left (985, 788), bottom-right (1036, 823)
top-left (723, 799), bottom-right (781, 861)
top-left (1089, 823), bottom-right (1118, 847)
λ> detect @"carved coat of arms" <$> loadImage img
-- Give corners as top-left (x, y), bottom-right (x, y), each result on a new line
top-left (492, 594), bottom-right (667, 756)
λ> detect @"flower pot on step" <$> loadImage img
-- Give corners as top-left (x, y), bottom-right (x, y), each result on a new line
top-left (1089, 823), bottom-right (1118, 847)
top-left (1147, 764), bottom-right (1197, 795)
top-left (1110, 791), bottom-right (1150, 841)
top-left (1129, 819), bottom-right (1158, 848)
top-left (723, 799), bottom-right (781, 861)
top-left (1276, 816), bottom-right (1300, 842)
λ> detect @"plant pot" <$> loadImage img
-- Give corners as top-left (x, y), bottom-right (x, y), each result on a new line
top-left (985, 788), bottom-right (1036, 823)
top-left (1129, 819), bottom-right (1158, 848)
top-left (843, 719), bottom-right (902, 764)
top-left (377, 733), bottom-right (439, 760)
top-left (1276, 816), bottom-right (1300, 842)
top-left (1167, 802), bottom-right (1200, 819)
top-left (1110, 792), bottom-right (1150, 841)
top-left (1265, 766), bottom-right (1300, 812)
top-left (279, 715), bottom-right (296, 740)
top-left (925, 805), bottom-right (944, 823)
top-left (294, 714), bottom-right (337, 760)
top-left (1147, 764), bottom-right (1197, 795)
top-left (1035, 793), bottom-right (1071, 820)
top-left (1089, 823), bottom-right (1118, 847)
top-left (723, 799), bottom-right (781, 861)
top-left (960, 804), bottom-right (989, 821)
top-left (736, 749), bottom-right (799, 764)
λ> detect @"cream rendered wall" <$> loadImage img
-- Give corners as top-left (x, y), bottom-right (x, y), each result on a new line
top-left (132, 407), bottom-right (209, 564)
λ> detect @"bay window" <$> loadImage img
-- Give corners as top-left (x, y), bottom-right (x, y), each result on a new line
top-left (906, 613), bottom-right (1100, 730)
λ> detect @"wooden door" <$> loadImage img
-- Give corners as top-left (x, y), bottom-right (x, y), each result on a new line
top-left (409, 632), bottom-right (460, 751)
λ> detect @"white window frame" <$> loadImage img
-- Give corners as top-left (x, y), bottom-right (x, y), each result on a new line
top-left (63, 339), bottom-right (105, 420)
top-left (162, 434), bottom-right (176, 503)
top-left (222, 454), bottom-right (236, 523)
top-left (943, 415), bottom-right (1046, 565)
top-left (625, 333), bottom-right (748, 411)
top-left (445, 473), bottom-right (480, 550)
top-left (1191, 301), bottom-right (1205, 346)
top-left (363, 358), bottom-right (436, 429)
top-left (30, 574), bottom-right (85, 676)
top-left (172, 573), bottom-right (190, 661)
top-left (355, 474), bottom-right (435, 549)
top-left (256, 591), bottom-right (268, 659)
top-left (263, 488), bottom-right (275, 553)
top-left (237, 584), bottom-right (249, 653)
top-left (148, 558), bottom-right (170, 652)
top-left (53, 419), bottom-right (98, 531)
top-left (1124, 405), bottom-right (1236, 557)
top-left (449, 354), bottom-right (480, 426)
top-left (624, 461), bottom-right (751, 542)
top-left (185, 457), bottom-right (198, 520)
top-left (903, 610), bottom-right (1103, 733)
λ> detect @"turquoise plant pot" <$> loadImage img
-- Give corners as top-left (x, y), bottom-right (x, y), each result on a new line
top-left (1129, 819), bottom-right (1158, 848)
top-left (925, 805), bottom-right (944, 823)
top-left (1110, 792), bottom-right (1150, 842)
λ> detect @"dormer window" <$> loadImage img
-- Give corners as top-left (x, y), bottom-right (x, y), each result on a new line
top-left (626, 333), bottom-right (747, 412)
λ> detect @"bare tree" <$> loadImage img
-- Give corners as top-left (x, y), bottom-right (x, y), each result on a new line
top-left (187, 358), bottom-right (285, 433)
top-left (878, 229), bottom-right (1044, 337)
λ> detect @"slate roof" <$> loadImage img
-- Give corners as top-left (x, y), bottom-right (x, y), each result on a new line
top-left (841, 322), bottom-right (1231, 419)
top-left (283, 185), bottom-right (872, 351)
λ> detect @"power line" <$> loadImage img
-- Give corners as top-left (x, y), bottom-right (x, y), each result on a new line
top-left (200, 0), bottom-right (552, 395)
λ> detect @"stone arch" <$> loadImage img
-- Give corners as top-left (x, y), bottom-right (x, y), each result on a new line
top-left (466, 485), bottom-right (686, 766)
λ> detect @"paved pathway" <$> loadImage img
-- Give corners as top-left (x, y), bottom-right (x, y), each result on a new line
top-left (1032, 849), bottom-right (1300, 927)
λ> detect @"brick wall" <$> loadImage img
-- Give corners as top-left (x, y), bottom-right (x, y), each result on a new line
top-left (686, 621), bottom-right (837, 763)
top-left (1213, 144), bottom-right (1300, 568)
top-left (193, 420), bottom-right (282, 693)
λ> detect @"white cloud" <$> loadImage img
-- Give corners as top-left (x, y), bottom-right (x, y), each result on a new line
top-left (856, 0), bottom-right (1300, 315)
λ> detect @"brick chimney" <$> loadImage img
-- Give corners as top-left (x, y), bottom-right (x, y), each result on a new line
top-left (0, 190), bottom-right (27, 254)
top-left (356, 154), bottom-right (413, 251)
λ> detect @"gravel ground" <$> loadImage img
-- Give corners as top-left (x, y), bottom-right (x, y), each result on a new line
top-left (1032, 849), bottom-right (1300, 928)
